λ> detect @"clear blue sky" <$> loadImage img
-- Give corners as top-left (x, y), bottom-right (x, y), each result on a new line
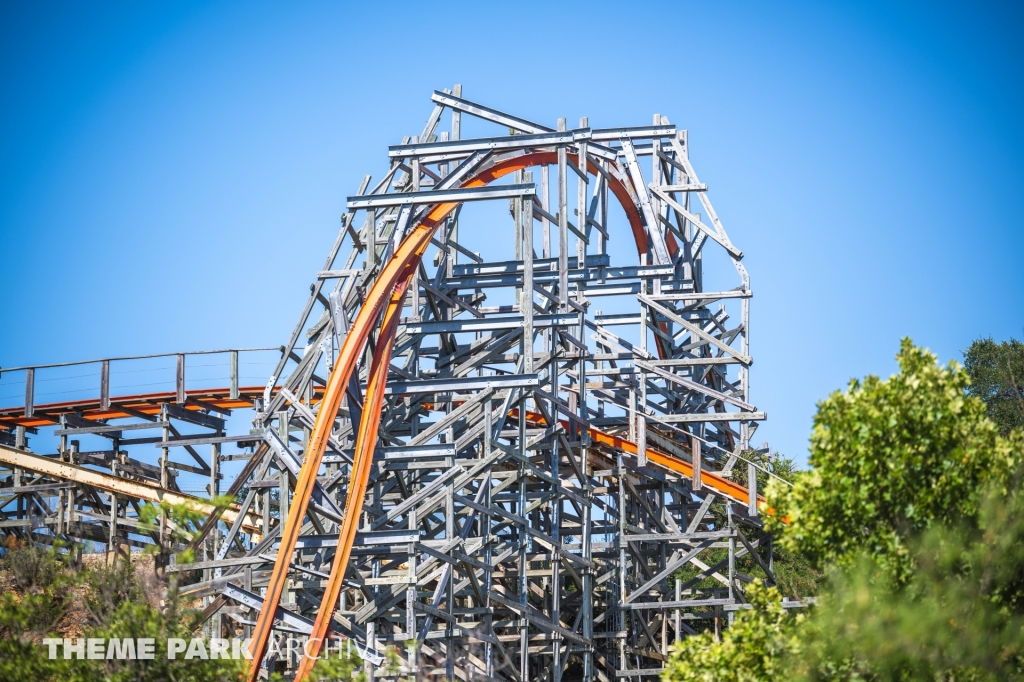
top-left (1, 0), bottom-right (1021, 465)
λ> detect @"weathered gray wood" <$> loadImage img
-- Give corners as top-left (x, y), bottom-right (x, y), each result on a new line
top-left (0, 91), bottom-right (776, 682)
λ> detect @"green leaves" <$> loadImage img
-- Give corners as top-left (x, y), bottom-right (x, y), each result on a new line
top-left (662, 581), bottom-right (803, 682)
top-left (138, 494), bottom-right (238, 564)
top-left (792, 458), bottom-right (1024, 681)
top-left (0, 544), bottom-right (247, 682)
top-left (964, 336), bottom-right (1024, 437)
top-left (766, 339), bottom-right (1010, 582)
top-left (663, 339), bottom-right (1024, 682)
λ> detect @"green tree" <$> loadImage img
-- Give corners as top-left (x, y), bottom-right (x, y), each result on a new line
top-left (765, 338), bottom-right (1014, 582)
top-left (0, 539), bottom-right (82, 680)
top-left (793, 439), bottom-right (1024, 681)
top-left (663, 339), bottom-right (1024, 682)
top-left (964, 336), bottom-right (1024, 436)
top-left (0, 541), bottom-right (247, 682)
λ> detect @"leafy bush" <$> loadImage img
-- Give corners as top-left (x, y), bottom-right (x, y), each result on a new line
top-left (662, 581), bottom-right (803, 682)
top-left (664, 339), bottom-right (1024, 682)
top-left (766, 339), bottom-right (1013, 583)
top-left (0, 540), bottom-right (246, 682)
top-left (790, 444), bottom-right (1024, 679)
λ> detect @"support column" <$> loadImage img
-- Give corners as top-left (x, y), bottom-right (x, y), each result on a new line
top-left (210, 439), bottom-right (222, 637)
top-left (557, 119), bottom-right (568, 312)
top-left (278, 413), bottom-right (291, 608)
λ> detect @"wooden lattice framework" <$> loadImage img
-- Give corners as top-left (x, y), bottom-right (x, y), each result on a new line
top-left (0, 87), bottom-right (799, 682)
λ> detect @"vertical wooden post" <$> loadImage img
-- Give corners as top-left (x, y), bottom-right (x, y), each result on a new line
top-left (577, 116), bottom-right (588, 265)
top-left (692, 436), bottom-right (702, 491)
top-left (244, 566), bottom-right (253, 639)
top-left (210, 440), bottom-right (222, 636)
top-left (748, 461), bottom-right (758, 516)
top-left (557, 118), bottom-right (568, 312)
top-left (451, 84), bottom-right (461, 141)
top-left (523, 172), bottom-right (534, 374)
top-left (366, 208), bottom-right (376, 274)
top-left (727, 506), bottom-right (736, 609)
top-left (100, 360), bottom-right (110, 411)
top-left (411, 136), bottom-right (420, 192)
top-left (617, 454), bottom-right (627, 670)
top-left (24, 368), bottom-right (34, 419)
top-left (229, 350), bottom-right (239, 400)
top-left (175, 354), bottom-right (185, 404)
top-left (277, 413), bottom-right (290, 529)
top-left (276, 411), bottom-right (291, 610)
top-left (451, 84), bottom-right (461, 269)
top-left (483, 402), bottom-right (494, 679)
top-left (108, 445), bottom-right (119, 566)
top-left (637, 412), bottom-right (647, 467)
top-left (69, 441), bottom-right (79, 537)
top-left (160, 405), bottom-right (170, 561)
top-left (541, 165), bottom-right (551, 259)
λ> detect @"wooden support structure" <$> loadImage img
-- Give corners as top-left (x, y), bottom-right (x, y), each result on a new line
top-left (0, 87), bottom-right (788, 682)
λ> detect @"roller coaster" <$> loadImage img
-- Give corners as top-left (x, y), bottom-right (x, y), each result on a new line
top-left (0, 87), bottom-right (796, 681)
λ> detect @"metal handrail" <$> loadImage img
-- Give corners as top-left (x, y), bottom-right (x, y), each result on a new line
top-left (0, 346), bottom-right (283, 373)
